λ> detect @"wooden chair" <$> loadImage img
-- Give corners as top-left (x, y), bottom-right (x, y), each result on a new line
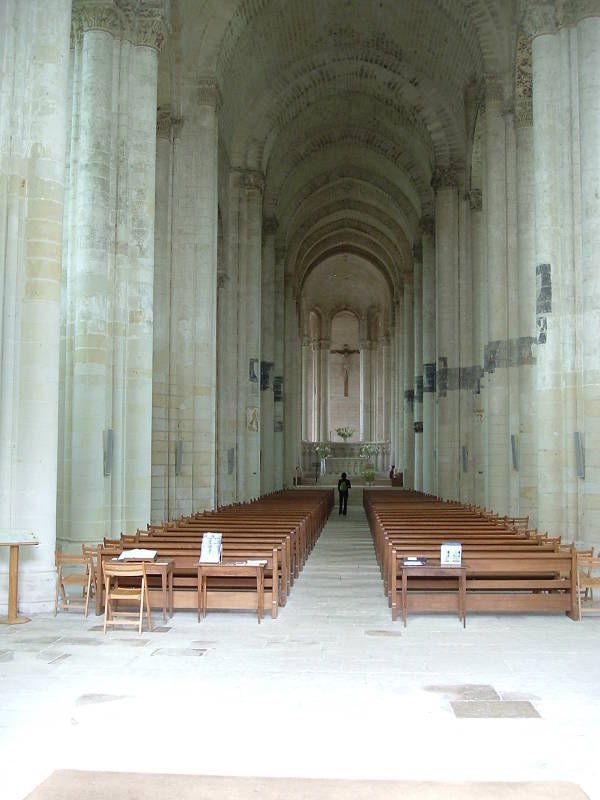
top-left (577, 556), bottom-right (600, 620)
top-left (54, 550), bottom-right (93, 617)
top-left (103, 561), bottom-right (152, 635)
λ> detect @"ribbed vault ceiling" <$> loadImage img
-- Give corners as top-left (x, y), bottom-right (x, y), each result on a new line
top-left (167, 0), bottom-right (516, 304)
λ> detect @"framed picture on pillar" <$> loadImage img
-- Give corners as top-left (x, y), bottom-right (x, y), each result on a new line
top-left (246, 406), bottom-right (259, 432)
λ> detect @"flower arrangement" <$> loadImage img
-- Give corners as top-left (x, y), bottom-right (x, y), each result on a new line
top-left (335, 426), bottom-right (354, 441)
top-left (361, 467), bottom-right (376, 484)
top-left (314, 442), bottom-right (331, 459)
top-left (359, 442), bottom-right (380, 459)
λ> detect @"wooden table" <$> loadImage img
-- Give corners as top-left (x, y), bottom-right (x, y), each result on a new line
top-left (107, 558), bottom-right (174, 623)
top-left (0, 530), bottom-right (39, 625)
top-left (197, 561), bottom-right (265, 623)
top-left (400, 563), bottom-right (467, 628)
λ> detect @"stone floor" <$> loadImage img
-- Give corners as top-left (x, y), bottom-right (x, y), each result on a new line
top-left (1, 490), bottom-right (600, 799)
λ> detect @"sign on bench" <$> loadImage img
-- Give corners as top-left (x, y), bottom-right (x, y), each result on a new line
top-left (199, 532), bottom-right (222, 564)
top-left (441, 541), bottom-right (462, 566)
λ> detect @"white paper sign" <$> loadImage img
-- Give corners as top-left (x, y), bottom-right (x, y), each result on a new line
top-left (199, 532), bottom-right (223, 564)
top-left (441, 541), bottom-right (462, 566)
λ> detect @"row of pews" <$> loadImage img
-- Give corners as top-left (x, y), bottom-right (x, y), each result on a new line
top-left (364, 490), bottom-right (579, 620)
top-left (94, 489), bottom-right (333, 618)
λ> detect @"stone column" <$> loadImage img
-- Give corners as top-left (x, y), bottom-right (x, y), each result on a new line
top-left (0, 0), bottom-right (71, 611)
top-left (301, 335), bottom-right (312, 442)
top-left (530, 12), bottom-right (566, 536)
top-left (515, 64), bottom-right (538, 526)
top-left (359, 338), bottom-right (372, 442)
top-left (433, 167), bottom-right (460, 500)
top-left (577, 6), bottom-right (600, 546)
top-left (484, 77), bottom-right (510, 515)
top-left (152, 109), bottom-right (173, 522)
top-left (470, 192), bottom-right (486, 507)
top-left (273, 248), bottom-right (285, 490)
top-left (413, 249), bottom-right (424, 491)
top-left (239, 170), bottom-right (263, 500)
top-left (421, 218), bottom-right (436, 495)
top-left (284, 273), bottom-right (299, 486)
top-left (318, 337), bottom-right (331, 441)
top-left (260, 216), bottom-right (277, 495)
top-left (403, 271), bottom-right (415, 488)
top-left (382, 334), bottom-right (391, 445)
top-left (458, 192), bottom-right (474, 504)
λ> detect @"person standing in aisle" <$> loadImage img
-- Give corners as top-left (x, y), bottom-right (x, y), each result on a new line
top-left (338, 472), bottom-right (351, 515)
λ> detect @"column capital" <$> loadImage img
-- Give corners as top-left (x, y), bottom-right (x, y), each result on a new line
top-left (72, 1), bottom-right (124, 40)
top-left (318, 338), bottom-right (331, 350)
top-left (469, 189), bottom-right (483, 212)
top-left (262, 216), bottom-right (279, 236)
top-left (358, 339), bottom-right (373, 351)
top-left (521, 1), bottom-right (558, 38)
top-left (419, 215), bottom-right (435, 238)
top-left (129, 5), bottom-right (169, 51)
top-left (431, 164), bottom-right (459, 191)
top-left (515, 98), bottom-right (533, 128)
top-left (196, 77), bottom-right (222, 109)
top-left (239, 169), bottom-right (265, 195)
top-left (573, 0), bottom-right (600, 22)
top-left (156, 108), bottom-right (173, 139)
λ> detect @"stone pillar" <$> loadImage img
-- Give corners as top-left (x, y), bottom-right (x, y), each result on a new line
top-left (301, 335), bottom-right (312, 442)
top-left (515, 70), bottom-right (538, 526)
top-left (470, 192), bottom-right (486, 507)
top-left (152, 109), bottom-right (173, 522)
top-left (317, 338), bottom-right (330, 442)
top-left (359, 339), bottom-right (372, 441)
top-left (382, 335), bottom-right (391, 444)
top-left (239, 170), bottom-right (263, 500)
top-left (421, 218), bottom-right (436, 495)
top-left (413, 249), bottom-right (424, 491)
top-left (217, 268), bottom-right (238, 507)
top-left (577, 7), bottom-right (600, 546)
top-left (393, 297), bottom-right (404, 473)
top-left (433, 167), bottom-right (460, 500)
top-left (284, 274), bottom-right (299, 486)
top-left (273, 248), bottom-right (285, 490)
top-left (484, 77), bottom-right (510, 515)
top-left (458, 192), bottom-right (474, 505)
top-left (260, 216), bottom-right (277, 495)
top-left (403, 272), bottom-right (415, 488)
top-left (0, 0), bottom-right (71, 611)
top-left (531, 15), bottom-right (565, 536)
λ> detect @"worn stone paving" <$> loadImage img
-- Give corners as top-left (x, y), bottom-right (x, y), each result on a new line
top-left (1, 491), bottom-right (600, 799)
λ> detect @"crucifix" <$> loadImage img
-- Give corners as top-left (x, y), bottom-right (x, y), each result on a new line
top-left (330, 344), bottom-right (359, 397)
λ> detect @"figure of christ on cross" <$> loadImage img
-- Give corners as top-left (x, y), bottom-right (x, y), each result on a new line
top-left (330, 344), bottom-right (360, 397)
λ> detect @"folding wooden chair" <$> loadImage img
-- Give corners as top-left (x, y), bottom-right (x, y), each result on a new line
top-left (577, 556), bottom-right (600, 620)
top-left (103, 561), bottom-right (152, 635)
top-left (54, 550), bottom-right (93, 617)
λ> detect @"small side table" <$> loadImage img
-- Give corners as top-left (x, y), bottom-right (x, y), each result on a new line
top-left (0, 531), bottom-right (39, 625)
top-left (197, 561), bottom-right (265, 623)
top-left (400, 563), bottom-right (467, 628)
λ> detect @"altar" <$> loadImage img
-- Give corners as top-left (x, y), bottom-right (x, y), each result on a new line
top-left (301, 441), bottom-right (390, 477)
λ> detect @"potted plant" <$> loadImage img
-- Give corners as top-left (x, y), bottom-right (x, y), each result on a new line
top-left (314, 442), bottom-right (331, 476)
top-left (360, 442), bottom-right (379, 485)
top-left (335, 426), bottom-right (354, 441)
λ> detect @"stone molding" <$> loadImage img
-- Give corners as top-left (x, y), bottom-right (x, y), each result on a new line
top-left (515, 98), bottom-right (533, 128)
top-left (515, 29), bottom-right (533, 102)
top-left (521, 1), bottom-right (558, 37)
top-left (240, 169), bottom-right (265, 195)
top-left (573, 0), bottom-right (600, 22)
top-left (420, 215), bottom-right (435, 238)
top-left (197, 78), bottom-right (222, 110)
top-left (431, 165), bottom-right (459, 190)
top-left (469, 189), bottom-right (483, 211)
top-left (262, 216), bottom-right (279, 236)
top-left (72, 1), bottom-right (168, 50)
top-left (484, 74), bottom-right (504, 103)
top-left (156, 109), bottom-right (173, 139)
top-left (412, 242), bottom-right (423, 262)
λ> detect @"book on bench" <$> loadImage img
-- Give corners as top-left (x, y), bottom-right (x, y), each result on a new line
top-left (118, 549), bottom-right (157, 561)
top-left (403, 556), bottom-right (428, 566)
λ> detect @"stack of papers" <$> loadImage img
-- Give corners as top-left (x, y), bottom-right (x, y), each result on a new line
top-left (118, 549), bottom-right (157, 561)
top-left (403, 556), bottom-right (427, 566)
top-left (199, 532), bottom-right (223, 564)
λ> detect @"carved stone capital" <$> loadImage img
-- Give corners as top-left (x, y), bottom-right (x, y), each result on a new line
top-left (431, 165), bottom-right (458, 191)
top-left (156, 109), bottom-right (173, 139)
top-left (262, 216), bottom-right (279, 236)
top-left (240, 169), bottom-right (265, 195)
top-left (521, 1), bottom-right (558, 38)
top-left (515, 29), bottom-right (533, 103)
top-left (420, 215), bottom-right (435, 238)
top-left (196, 78), bottom-right (222, 110)
top-left (515, 98), bottom-right (533, 128)
top-left (131, 10), bottom-right (168, 51)
top-left (469, 189), bottom-right (483, 212)
top-left (72, 1), bottom-right (124, 38)
top-left (484, 74), bottom-right (504, 103)
top-left (574, 0), bottom-right (600, 22)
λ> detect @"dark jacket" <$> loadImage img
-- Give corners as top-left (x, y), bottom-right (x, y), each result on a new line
top-left (338, 477), bottom-right (351, 494)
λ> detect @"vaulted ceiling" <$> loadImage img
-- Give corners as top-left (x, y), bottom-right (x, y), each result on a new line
top-left (162, 0), bottom-right (518, 310)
